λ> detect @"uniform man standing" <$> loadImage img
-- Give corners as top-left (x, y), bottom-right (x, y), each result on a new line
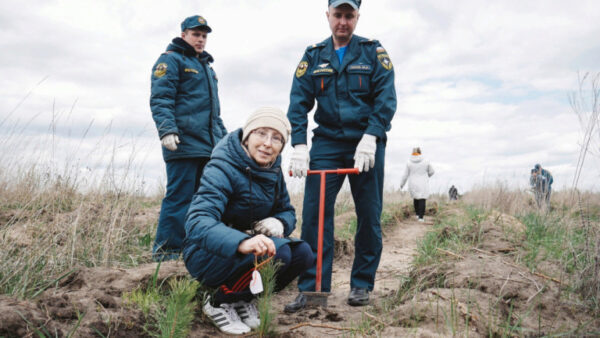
top-left (285, 0), bottom-right (396, 311)
top-left (150, 15), bottom-right (227, 261)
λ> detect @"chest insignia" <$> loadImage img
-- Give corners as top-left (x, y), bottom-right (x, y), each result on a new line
top-left (184, 68), bottom-right (199, 74)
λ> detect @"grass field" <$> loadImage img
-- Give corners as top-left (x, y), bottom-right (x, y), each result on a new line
top-left (1, 156), bottom-right (599, 335)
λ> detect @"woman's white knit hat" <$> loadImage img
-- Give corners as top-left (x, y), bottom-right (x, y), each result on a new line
top-left (242, 106), bottom-right (292, 144)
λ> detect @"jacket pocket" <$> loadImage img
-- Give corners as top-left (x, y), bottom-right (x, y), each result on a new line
top-left (347, 64), bottom-right (372, 94)
top-left (311, 68), bottom-right (335, 97)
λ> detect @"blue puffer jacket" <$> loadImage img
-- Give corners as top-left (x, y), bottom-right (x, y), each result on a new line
top-left (182, 129), bottom-right (297, 286)
top-left (150, 37), bottom-right (227, 161)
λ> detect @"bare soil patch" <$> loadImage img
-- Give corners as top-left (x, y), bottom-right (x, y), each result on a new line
top-left (2, 206), bottom-right (597, 336)
top-left (0, 262), bottom-right (195, 337)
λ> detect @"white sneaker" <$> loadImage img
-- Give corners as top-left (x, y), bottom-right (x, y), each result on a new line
top-left (418, 218), bottom-right (425, 222)
top-left (234, 299), bottom-right (261, 329)
top-left (203, 298), bottom-right (250, 335)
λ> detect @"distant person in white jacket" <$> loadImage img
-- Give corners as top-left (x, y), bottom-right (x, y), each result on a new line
top-left (400, 147), bottom-right (435, 222)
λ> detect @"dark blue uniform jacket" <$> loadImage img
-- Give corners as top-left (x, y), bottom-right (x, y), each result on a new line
top-left (287, 35), bottom-right (396, 146)
top-left (182, 129), bottom-right (296, 286)
top-left (150, 37), bottom-right (227, 161)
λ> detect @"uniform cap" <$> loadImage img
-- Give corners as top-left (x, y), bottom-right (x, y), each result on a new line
top-left (329, 0), bottom-right (361, 9)
top-left (181, 15), bottom-right (212, 32)
top-left (243, 107), bottom-right (291, 145)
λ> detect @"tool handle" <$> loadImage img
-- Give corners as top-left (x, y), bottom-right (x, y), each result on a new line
top-left (288, 168), bottom-right (359, 176)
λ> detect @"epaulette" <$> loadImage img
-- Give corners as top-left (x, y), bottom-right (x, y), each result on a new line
top-left (307, 43), bottom-right (325, 51)
top-left (359, 38), bottom-right (379, 45)
top-left (161, 51), bottom-right (173, 55)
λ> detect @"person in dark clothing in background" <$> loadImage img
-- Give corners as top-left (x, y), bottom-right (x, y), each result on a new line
top-left (449, 185), bottom-right (458, 201)
top-left (530, 164), bottom-right (553, 208)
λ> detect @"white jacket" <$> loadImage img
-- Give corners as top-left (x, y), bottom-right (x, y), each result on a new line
top-left (400, 155), bottom-right (435, 199)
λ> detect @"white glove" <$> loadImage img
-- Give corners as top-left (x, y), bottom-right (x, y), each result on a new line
top-left (253, 217), bottom-right (284, 238)
top-left (161, 134), bottom-right (180, 151)
top-left (289, 144), bottom-right (310, 178)
top-left (353, 134), bottom-right (377, 173)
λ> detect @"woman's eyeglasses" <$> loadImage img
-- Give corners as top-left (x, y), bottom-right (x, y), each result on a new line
top-left (252, 129), bottom-right (284, 146)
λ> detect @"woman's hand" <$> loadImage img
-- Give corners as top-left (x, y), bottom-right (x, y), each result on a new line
top-left (253, 217), bottom-right (284, 238)
top-left (238, 234), bottom-right (276, 256)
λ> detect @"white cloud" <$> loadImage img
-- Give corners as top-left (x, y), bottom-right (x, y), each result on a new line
top-left (1, 0), bottom-right (599, 194)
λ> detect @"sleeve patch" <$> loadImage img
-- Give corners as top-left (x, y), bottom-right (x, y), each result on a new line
top-left (295, 61), bottom-right (308, 78)
top-left (377, 53), bottom-right (393, 70)
top-left (153, 63), bottom-right (168, 77)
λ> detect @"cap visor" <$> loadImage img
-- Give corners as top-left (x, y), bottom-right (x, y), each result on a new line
top-left (330, 0), bottom-right (358, 9)
top-left (187, 24), bottom-right (212, 33)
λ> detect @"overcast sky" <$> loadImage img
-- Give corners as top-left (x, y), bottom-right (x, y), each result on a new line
top-left (1, 0), bottom-right (599, 194)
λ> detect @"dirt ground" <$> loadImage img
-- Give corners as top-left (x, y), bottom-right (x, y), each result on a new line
top-left (2, 207), bottom-right (599, 337)
top-left (273, 215), bottom-right (429, 337)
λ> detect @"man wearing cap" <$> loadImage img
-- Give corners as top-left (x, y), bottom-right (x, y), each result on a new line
top-left (150, 15), bottom-right (227, 261)
top-left (285, 0), bottom-right (396, 311)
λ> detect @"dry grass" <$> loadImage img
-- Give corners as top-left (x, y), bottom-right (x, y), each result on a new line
top-left (456, 185), bottom-right (600, 314)
top-left (0, 154), bottom-right (160, 299)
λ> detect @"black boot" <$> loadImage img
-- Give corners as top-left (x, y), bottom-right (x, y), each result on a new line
top-left (347, 288), bottom-right (369, 306)
top-left (284, 293), bottom-right (306, 313)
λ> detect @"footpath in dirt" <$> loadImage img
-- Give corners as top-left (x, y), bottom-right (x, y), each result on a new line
top-left (274, 216), bottom-right (428, 337)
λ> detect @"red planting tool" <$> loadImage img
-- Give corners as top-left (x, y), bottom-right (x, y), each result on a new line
top-left (290, 167), bottom-right (360, 306)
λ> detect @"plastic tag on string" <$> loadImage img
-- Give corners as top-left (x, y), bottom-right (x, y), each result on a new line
top-left (250, 270), bottom-right (263, 294)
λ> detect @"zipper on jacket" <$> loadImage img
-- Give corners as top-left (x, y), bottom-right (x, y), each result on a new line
top-left (200, 58), bottom-right (216, 146)
top-left (246, 167), bottom-right (254, 231)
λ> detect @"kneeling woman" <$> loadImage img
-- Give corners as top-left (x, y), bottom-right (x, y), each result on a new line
top-left (183, 107), bottom-right (313, 335)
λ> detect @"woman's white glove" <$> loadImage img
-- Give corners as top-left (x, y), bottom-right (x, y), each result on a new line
top-left (289, 144), bottom-right (310, 178)
top-left (161, 134), bottom-right (180, 151)
top-left (353, 134), bottom-right (377, 172)
top-left (253, 217), bottom-right (284, 238)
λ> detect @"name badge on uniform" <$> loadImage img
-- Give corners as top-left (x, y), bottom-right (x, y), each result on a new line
top-left (312, 68), bottom-right (334, 75)
top-left (348, 64), bottom-right (372, 72)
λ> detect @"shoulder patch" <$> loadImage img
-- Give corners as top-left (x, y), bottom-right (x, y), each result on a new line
top-left (153, 63), bottom-right (168, 77)
top-left (377, 53), bottom-right (393, 70)
top-left (295, 61), bottom-right (308, 78)
top-left (376, 46), bottom-right (386, 54)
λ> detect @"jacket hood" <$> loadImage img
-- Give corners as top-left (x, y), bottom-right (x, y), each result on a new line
top-left (167, 37), bottom-right (214, 62)
top-left (211, 129), bottom-right (282, 172)
top-left (410, 154), bottom-right (423, 163)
